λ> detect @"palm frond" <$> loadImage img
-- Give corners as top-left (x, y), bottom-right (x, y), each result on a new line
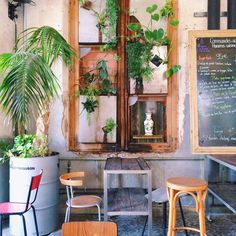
top-left (0, 52), bottom-right (59, 129)
top-left (17, 26), bottom-right (76, 67)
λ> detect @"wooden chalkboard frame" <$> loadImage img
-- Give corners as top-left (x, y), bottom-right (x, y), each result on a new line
top-left (189, 30), bottom-right (236, 154)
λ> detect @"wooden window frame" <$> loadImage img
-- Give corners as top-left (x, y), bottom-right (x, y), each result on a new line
top-left (68, 0), bottom-right (179, 153)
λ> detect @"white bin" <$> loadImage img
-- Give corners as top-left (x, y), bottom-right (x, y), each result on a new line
top-left (9, 154), bottom-right (59, 236)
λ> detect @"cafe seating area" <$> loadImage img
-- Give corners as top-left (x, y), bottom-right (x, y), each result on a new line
top-left (2, 0), bottom-right (236, 235)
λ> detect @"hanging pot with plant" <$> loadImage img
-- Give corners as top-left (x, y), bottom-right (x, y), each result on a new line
top-left (127, 2), bottom-right (181, 91)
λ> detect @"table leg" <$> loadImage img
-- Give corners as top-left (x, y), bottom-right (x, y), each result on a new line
top-left (104, 171), bottom-right (108, 221)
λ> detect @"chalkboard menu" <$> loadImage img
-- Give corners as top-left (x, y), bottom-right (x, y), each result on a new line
top-left (189, 30), bottom-right (236, 154)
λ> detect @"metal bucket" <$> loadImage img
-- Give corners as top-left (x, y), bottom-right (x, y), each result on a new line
top-left (9, 154), bottom-right (59, 236)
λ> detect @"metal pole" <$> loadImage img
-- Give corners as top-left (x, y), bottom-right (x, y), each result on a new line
top-left (207, 0), bottom-right (220, 29)
top-left (228, 0), bottom-right (236, 29)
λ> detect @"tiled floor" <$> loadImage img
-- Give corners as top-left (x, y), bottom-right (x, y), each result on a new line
top-left (2, 196), bottom-right (236, 236)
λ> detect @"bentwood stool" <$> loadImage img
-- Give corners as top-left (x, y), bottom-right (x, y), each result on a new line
top-left (144, 187), bottom-right (188, 236)
top-left (60, 172), bottom-right (102, 222)
top-left (167, 177), bottom-right (208, 236)
top-left (62, 221), bottom-right (117, 236)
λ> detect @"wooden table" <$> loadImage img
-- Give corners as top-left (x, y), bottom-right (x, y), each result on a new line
top-left (103, 157), bottom-right (152, 236)
top-left (205, 155), bottom-right (236, 217)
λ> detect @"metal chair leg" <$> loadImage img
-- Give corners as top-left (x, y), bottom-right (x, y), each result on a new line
top-left (32, 206), bottom-right (39, 236)
top-left (22, 214), bottom-right (27, 236)
top-left (0, 215), bottom-right (2, 236)
top-left (163, 202), bottom-right (167, 236)
top-left (65, 207), bottom-right (70, 222)
top-left (178, 198), bottom-right (188, 236)
top-left (96, 204), bottom-right (101, 221)
top-left (142, 216), bottom-right (148, 236)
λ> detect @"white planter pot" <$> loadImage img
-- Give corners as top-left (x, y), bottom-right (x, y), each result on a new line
top-left (9, 154), bottom-right (59, 236)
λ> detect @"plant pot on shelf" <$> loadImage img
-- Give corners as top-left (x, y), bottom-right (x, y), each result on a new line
top-left (102, 128), bottom-right (108, 143)
top-left (9, 154), bottom-right (59, 236)
top-left (151, 54), bottom-right (163, 67)
top-left (135, 77), bottom-right (144, 94)
top-left (80, 0), bottom-right (92, 10)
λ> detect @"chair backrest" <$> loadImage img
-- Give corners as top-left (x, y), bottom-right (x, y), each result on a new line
top-left (59, 172), bottom-right (84, 200)
top-left (62, 221), bottom-right (117, 236)
top-left (25, 169), bottom-right (43, 209)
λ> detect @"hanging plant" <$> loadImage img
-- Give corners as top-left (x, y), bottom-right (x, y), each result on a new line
top-left (78, 59), bottom-right (116, 123)
top-left (101, 0), bottom-right (119, 51)
top-left (127, 1), bottom-right (181, 81)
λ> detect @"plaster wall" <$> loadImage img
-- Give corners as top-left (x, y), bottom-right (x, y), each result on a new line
top-left (0, 1), bottom-right (23, 138)
top-left (1, 0), bottom-right (229, 188)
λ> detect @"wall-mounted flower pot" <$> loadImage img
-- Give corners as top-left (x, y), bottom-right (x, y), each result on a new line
top-left (135, 77), bottom-right (144, 94)
top-left (81, 0), bottom-right (92, 10)
top-left (151, 54), bottom-right (163, 67)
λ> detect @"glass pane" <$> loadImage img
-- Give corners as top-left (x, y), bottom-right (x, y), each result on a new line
top-left (130, 100), bottom-right (166, 143)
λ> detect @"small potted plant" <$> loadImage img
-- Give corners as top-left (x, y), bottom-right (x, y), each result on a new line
top-left (102, 118), bottom-right (117, 143)
top-left (0, 26), bottom-right (75, 235)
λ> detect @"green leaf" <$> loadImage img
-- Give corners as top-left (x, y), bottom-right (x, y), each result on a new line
top-left (144, 30), bottom-right (153, 41)
top-left (166, 65), bottom-right (181, 78)
top-left (170, 18), bottom-right (179, 26)
top-left (127, 23), bottom-right (141, 32)
top-left (151, 13), bottom-right (159, 21)
top-left (166, 68), bottom-right (173, 78)
top-left (172, 64), bottom-right (181, 73)
top-left (146, 4), bottom-right (157, 14)
top-left (153, 28), bottom-right (164, 42)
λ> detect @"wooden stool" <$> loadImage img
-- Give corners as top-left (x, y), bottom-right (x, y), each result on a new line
top-left (62, 221), bottom-right (117, 236)
top-left (167, 177), bottom-right (208, 236)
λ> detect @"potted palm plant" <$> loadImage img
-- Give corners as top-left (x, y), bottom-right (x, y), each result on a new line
top-left (0, 26), bottom-right (75, 235)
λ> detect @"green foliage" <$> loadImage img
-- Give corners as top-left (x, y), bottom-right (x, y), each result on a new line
top-left (126, 40), bottom-right (153, 82)
top-left (81, 97), bottom-right (98, 114)
top-left (6, 134), bottom-right (48, 159)
top-left (104, 0), bottom-right (119, 49)
top-left (79, 59), bottom-right (116, 121)
top-left (0, 139), bottom-right (13, 163)
top-left (81, 0), bottom-right (119, 51)
top-left (0, 26), bottom-right (75, 132)
top-left (166, 64), bottom-right (181, 78)
top-left (102, 118), bottom-right (117, 137)
top-left (127, 1), bottom-right (180, 82)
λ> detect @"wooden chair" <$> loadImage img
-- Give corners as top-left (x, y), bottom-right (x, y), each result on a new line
top-left (167, 177), bottom-right (208, 236)
top-left (60, 172), bottom-right (102, 222)
top-left (62, 221), bottom-right (117, 236)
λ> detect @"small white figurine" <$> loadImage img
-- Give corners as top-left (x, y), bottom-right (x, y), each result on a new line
top-left (144, 112), bottom-right (154, 135)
